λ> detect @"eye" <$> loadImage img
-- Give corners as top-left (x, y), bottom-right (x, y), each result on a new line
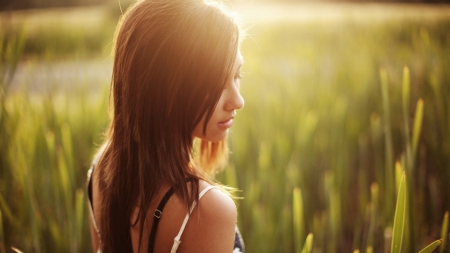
top-left (224, 73), bottom-right (243, 90)
top-left (234, 73), bottom-right (243, 81)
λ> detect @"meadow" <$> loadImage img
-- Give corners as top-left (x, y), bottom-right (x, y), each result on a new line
top-left (1, 2), bottom-right (450, 252)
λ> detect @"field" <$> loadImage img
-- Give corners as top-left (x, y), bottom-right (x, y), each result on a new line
top-left (1, 2), bottom-right (450, 252)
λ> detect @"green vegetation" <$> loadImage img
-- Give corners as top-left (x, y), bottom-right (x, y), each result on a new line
top-left (1, 4), bottom-right (450, 253)
top-left (222, 16), bottom-right (450, 252)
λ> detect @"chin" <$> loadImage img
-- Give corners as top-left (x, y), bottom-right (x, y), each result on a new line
top-left (200, 131), bottom-right (228, 143)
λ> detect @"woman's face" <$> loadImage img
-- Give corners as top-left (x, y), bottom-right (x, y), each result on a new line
top-left (192, 50), bottom-right (244, 142)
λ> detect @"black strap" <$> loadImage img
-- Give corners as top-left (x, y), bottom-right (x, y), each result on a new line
top-left (148, 187), bottom-right (175, 253)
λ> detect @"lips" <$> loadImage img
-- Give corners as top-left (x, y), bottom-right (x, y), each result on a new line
top-left (218, 117), bottom-right (234, 129)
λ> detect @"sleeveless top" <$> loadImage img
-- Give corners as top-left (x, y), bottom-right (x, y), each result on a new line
top-left (87, 164), bottom-right (245, 253)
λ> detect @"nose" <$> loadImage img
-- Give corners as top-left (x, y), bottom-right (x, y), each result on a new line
top-left (224, 85), bottom-right (244, 111)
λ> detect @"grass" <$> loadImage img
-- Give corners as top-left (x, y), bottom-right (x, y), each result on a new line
top-left (226, 10), bottom-right (450, 252)
top-left (1, 3), bottom-right (450, 253)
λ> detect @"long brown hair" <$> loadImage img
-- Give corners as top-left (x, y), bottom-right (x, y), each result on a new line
top-left (95, 0), bottom-right (239, 252)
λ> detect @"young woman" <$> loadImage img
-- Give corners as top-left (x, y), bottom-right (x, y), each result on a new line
top-left (87, 0), bottom-right (245, 252)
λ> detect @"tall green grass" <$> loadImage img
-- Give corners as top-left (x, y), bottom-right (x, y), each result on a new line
top-left (1, 6), bottom-right (450, 253)
top-left (0, 27), bottom-right (109, 251)
top-left (224, 18), bottom-right (450, 252)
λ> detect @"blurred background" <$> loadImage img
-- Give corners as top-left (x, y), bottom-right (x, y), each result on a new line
top-left (1, 0), bottom-right (450, 252)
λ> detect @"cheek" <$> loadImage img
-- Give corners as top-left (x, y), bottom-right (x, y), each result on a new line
top-left (193, 92), bottom-right (227, 141)
top-left (213, 92), bottom-right (226, 114)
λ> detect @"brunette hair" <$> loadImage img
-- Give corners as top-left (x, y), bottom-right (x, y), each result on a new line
top-left (95, 0), bottom-right (239, 252)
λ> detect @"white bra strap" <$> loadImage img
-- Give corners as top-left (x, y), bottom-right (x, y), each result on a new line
top-left (170, 185), bottom-right (217, 253)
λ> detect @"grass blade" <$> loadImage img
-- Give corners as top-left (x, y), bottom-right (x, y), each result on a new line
top-left (402, 66), bottom-right (413, 172)
top-left (300, 233), bottom-right (313, 253)
top-left (0, 208), bottom-right (5, 253)
top-left (440, 211), bottom-right (449, 253)
top-left (395, 161), bottom-right (403, 194)
top-left (61, 123), bottom-right (74, 173)
top-left (412, 99), bottom-right (424, 161)
top-left (293, 187), bottom-right (305, 253)
top-left (368, 183), bottom-right (379, 248)
top-left (385, 227), bottom-right (393, 253)
top-left (380, 68), bottom-right (395, 218)
top-left (402, 66), bottom-right (410, 120)
top-left (0, 193), bottom-right (19, 229)
top-left (11, 247), bottom-right (23, 253)
top-left (391, 172), bottom-right (407, 253)
top-left (419, 240), bottom-right (442, 253)
top-left (74, 189), bottom-right (85, 253)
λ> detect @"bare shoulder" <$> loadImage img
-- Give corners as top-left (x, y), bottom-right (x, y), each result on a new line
top-left (177, 181), bottom-right (237, 253)
top-left (198, 180), bottom-right (237, 218)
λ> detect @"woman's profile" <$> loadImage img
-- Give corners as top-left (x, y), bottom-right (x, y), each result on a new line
top-left (86, 0), bottom-right (245, 252)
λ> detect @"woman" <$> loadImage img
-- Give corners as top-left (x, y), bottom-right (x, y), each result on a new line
top-left (86, 0), bottom-right (245, 252)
